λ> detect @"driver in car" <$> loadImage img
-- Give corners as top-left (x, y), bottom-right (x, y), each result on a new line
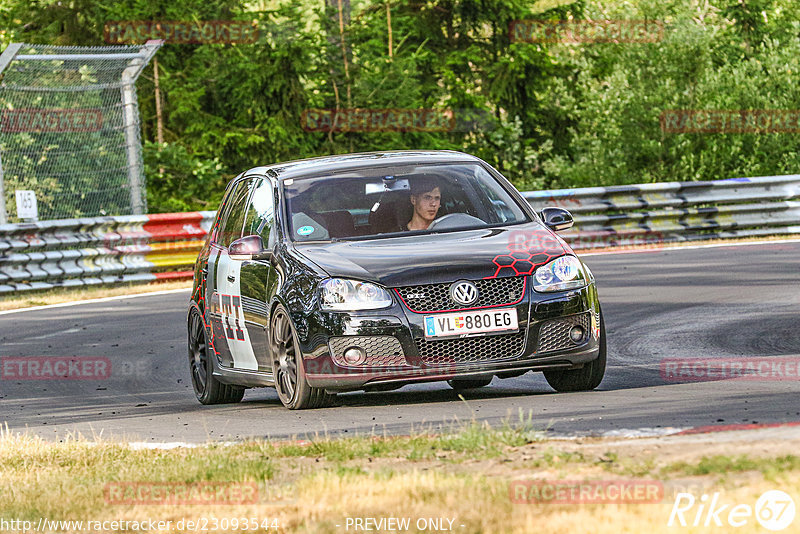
top-left (403, 176), bottom-right (442, 231)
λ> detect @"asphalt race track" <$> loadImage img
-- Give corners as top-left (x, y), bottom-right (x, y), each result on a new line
top-left (2, 241), bottom-right (799, 443)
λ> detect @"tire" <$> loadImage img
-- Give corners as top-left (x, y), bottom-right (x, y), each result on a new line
top-left (543, 309), bottom-right (607, 392)
top-left (270, 305), bottom-right (335, 410)
top-left (188, 308), bottom-right (245, 405)
top-left (447, 377), bottom-right (493, 390)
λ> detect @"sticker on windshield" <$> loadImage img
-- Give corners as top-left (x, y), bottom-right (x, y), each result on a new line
top-left (297, 225), bottom-right (315, 236)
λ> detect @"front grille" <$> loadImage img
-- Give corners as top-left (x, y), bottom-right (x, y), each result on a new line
top-left (329, 336), bottom-right (408, 367)
top-left (395, 276), bottom-right (525, 313)
top-left (537, 313), bottom-right (591, 353)
top-left (415, 331), bottom-right (527, 366)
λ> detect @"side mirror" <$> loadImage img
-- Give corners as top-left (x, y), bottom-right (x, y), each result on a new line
top-left (229, 235), bottom-right (273, 261)
top-left (540, 207), bottom-right (574, 232)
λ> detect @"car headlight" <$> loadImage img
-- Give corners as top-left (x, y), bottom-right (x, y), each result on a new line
top-left (320, 278), bottom-right (393, 311)
top-left (533, 255), bottom-right (588, 292)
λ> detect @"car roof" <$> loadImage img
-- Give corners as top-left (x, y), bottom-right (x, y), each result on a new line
top-left (241, 150), bottom-right (482, 182)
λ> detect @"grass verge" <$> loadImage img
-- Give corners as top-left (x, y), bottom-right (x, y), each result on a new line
top-left (1, 421), bottom-right (798, 533)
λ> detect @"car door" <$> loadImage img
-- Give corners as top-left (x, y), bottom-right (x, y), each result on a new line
top-left (198, 178), bottom-right (235, 366)
top-left (237, 176), bottom-right (279, 372)
top-left (208, 177), bottom-right (259, 370)
top-left (204, 180), bottom-right (238, 369)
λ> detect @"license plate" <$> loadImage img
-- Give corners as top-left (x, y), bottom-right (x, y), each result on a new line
top-left (424, 308), bottom-right (518, 338)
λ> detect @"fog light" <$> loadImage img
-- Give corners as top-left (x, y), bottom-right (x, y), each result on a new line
top-left (569, 326), bottom-right (585, 343)
top-left (343, 347), bottom-right (366, 365)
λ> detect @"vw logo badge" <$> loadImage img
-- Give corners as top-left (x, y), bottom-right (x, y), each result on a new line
top-left (450, 280), bottom-right (479, 306)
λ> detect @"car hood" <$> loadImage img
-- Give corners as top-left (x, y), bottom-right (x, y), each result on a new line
top-left (292, 222), bottom-right (570, 287)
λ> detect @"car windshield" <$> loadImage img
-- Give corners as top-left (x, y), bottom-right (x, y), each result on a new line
top-left (283, 163), bottom-right (530, 242)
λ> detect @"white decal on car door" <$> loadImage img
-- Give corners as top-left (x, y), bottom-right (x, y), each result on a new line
top-left (216, 253), bottom-right (259, 370)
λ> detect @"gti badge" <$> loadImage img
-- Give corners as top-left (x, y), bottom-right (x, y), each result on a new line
top-left (450, 280), bottom-right (479, 306)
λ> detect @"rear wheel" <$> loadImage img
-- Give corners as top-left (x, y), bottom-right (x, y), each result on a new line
top-left (448, 377), bottom-right (493, 390)
top-left (188, 308), bottom-right (245, 404)
top-left (543, 310), bottom-right (607, 392)
top-left (270, 305), bottom-right (335, 410)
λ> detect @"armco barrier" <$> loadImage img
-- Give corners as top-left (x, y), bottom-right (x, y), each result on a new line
top-left (1, 174), bottom-right (799, 293)
top-left (523, 174), bottom-right (800, 249)
top-left (0, 212), bottom-right (214, 294)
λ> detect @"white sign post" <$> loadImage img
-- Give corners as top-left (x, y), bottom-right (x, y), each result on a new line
top-left (15, 190), bottom-right (38, 221)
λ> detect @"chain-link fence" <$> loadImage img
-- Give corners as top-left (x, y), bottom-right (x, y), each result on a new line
top-left (0, 41), bottom-right (161, 223)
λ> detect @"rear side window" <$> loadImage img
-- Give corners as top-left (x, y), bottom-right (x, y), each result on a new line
top-left (217, 179), bottom-right (253, 248)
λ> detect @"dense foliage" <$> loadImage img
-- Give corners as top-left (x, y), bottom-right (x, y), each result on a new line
top-left (2, 0), bottom-right (799, 212)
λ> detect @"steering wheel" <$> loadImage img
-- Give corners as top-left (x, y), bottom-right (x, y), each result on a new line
top-left (427, 213), bottom-right (485, 231)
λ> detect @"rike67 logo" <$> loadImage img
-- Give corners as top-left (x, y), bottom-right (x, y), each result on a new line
top-left (668, 490), bottom-right (796, 531)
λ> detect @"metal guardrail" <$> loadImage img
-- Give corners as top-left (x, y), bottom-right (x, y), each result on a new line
top-left (1, 174), bottom-right (798, 293)
top-left (0, 212), bottom-right (214, 293)
top-left (523, 174), bottom-right (800, 249)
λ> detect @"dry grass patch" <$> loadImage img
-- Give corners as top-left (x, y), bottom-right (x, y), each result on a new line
top-left (1, 424), bottom-right (799, 533)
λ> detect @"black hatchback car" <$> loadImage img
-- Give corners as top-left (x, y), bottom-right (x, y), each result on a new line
top-left (188, 150), bottom-right (605, 409)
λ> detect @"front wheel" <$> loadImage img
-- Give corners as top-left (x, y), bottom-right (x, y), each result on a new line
top-left (188, 308), bottom-right (245, 404)
top-left (543, 310), bottom-right (607, 392)
top-left (270, 305), bottom-right (335, 410)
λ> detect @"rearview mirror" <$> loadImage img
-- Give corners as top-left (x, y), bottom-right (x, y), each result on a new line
top-left (229, 235), bottom-right (273, 261)
top-left (540, 207), bottom-right (574, 232)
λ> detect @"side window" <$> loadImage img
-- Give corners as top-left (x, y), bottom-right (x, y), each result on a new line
top-left (210, 183), bottom-right (236, 244)
top-left (474, 176), bottom-right (516, 223)
top-left (242, 177), bottom-right (277, 247)
top-left (218, 179), bottom-right (253, 248)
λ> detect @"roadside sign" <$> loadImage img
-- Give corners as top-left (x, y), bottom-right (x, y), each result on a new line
top-left (15, 190), bottom-right (37, 220)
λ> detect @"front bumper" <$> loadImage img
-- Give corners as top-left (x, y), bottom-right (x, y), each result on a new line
top-left (297, 276), bottom-right (601, 390)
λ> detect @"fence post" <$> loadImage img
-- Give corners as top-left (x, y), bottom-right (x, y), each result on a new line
top-left (0, 43), bottom-right (24, 224)
top-left (0, 151), bottom-right (6, 224)
top-left (121, 40), bottom-right (163, 216)
top-left (121, 74), bottom-right (143, 215)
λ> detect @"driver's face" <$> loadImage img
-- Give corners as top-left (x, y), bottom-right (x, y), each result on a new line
top-left (411, 187), bottom-right (441, 221)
